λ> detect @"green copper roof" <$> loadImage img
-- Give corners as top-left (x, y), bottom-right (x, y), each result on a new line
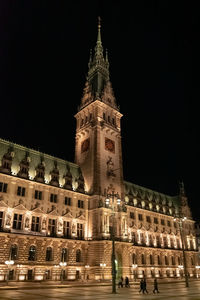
top-left (0, 138), bottom-right (81, 191)
top-left (124, 180), bottom-right (180, 209)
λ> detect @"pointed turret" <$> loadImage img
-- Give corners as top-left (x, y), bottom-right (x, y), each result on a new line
top-left (79, 17), bottom-right (118, 111)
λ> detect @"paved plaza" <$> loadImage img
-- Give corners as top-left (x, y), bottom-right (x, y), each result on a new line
top-left (0, 280), bottom-right (200, 300)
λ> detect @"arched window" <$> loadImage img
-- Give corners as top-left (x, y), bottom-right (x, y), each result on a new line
top-left (76, 249), bottom-right (81, 262)
top-left (46, 247), bottom-right (53, 261)
top-left (172, 256), bottom-right (175, 265)
top-left (165, 256), bottom-right (169, 265)
top-left (150, 254), bottom-right (154, 265)
top-left (28, 245), bottom-right (36, 261)
top-left (191, 257), bottom-right (194, 266)
top-left (157, 255), bottom-right (161, 265)
top-left (61, 248), bottom-right (68, 262)
top-left (132, 253), bottom-right (137, 264)
top-left (141, 254), bottom-right (145, 265)
top-left (10, 244), bottom-right (18, 260)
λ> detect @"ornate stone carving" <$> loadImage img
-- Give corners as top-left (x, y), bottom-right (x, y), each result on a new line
top-left (63, 164), bottom-right (73, 190)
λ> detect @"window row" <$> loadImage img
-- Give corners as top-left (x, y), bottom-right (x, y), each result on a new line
top-left (131, 212), bottom-right (175, 227)
top-left (0, 182), bottom-right (85, 207)
top-left (132, 253), bottom-right (195, 266)
top-left (9, 244), bottom-right (82, 262)
top-left (1, 212), bottom-right (84, 238)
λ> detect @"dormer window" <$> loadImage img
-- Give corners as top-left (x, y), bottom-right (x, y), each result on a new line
top-left (0, 148), bottom-right (14, 174)
top-left (17, 154), bottom-right (30, 179)
top-left (50, 162), bottom-right (59, 187)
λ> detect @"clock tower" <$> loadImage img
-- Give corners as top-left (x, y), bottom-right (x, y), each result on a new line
top-left (74, 19), bottom-right (124, 209)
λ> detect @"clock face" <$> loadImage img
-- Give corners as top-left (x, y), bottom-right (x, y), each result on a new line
top-left (105, 138), bottom-right (115, 153)
top-left (81, 138), bottom-right (90, 153)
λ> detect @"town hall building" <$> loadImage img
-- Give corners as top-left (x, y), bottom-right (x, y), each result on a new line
top-left (0, 20), bottom-right (198, 282)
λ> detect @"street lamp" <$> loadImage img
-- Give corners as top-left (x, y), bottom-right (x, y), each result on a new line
top-left (106, 191), bottom-right (121, 294)
top-left (85, 265), bottom-right (90, 281)
top-left (174, 214), bottom-right (189, 287)
top-left (100, 263), bottom-right (106, 281)
top-left (59, 261), bottom-right (67, 283)
top-left (195, 265), bottom-right (200, 278)
top-left (5, 259), bottom-right (14, 285)
top-left (132, 264), bottom-right (138, 281)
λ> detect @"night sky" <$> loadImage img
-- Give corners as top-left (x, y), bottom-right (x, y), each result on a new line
top-left (0, 1), bottom-right (199, 219)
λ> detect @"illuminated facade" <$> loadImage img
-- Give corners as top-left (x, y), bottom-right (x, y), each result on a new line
top-left (0, 21), bottom-right (198, 282)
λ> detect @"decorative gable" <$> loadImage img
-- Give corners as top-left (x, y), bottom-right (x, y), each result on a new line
top-left (13, 203), bottom-right (27, 211)
top-left (0, 199), bottom-right (8, 208)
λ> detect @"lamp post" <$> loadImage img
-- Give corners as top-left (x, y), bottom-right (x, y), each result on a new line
top-left (59, 261), bottom-right (67, 283)
top-left (100, 263), bottom-right (106, 281)
top-left (195, 265), bottom-right (200, 278)
top-left (85, 265), bottom-right (90, 281)
top-left (174, 215), bottom-right (189, 287)
top-left (106, 191), bottom-right (121, 294)
top-left (5, 259), bottom-right (14, 285)
top-left (132, 264), bottom-right (138, 281)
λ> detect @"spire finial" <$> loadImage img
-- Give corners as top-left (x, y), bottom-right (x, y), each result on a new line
top-left (98, 16), bottom-right (101, 29)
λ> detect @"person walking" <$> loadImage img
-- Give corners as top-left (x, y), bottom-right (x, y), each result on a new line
top-left (125, 276), bottom-right (130, 287)
top-left (143, 278), bottom-right (148, 294)
top-left (153, 278), bottom-right (159, 293)
top-left (118, 276), bottom-right (123, 288)
top-left (139, 279), bottom-right (144, 293)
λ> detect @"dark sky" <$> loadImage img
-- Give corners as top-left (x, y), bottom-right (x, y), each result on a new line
top-left (0, 1), bottom-right (199, 219)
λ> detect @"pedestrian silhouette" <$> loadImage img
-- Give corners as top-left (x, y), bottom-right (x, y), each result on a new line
top-left (118, 276), bottom-right (123, 288)
top-left (143, 278), bottom-right (148, 294)
top-left (139, 279), bottom-right (144, 293)
top-left (125, 276), bottom-right (130, 287)
top-left (153, 278), bottom-right (159, 293)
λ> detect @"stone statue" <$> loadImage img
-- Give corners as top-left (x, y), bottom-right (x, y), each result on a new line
top-left (25, 217), bottom-right (29, 228)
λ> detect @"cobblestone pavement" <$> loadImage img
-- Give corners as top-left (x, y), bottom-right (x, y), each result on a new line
top-left (0, 281), bottom-right (200, 300)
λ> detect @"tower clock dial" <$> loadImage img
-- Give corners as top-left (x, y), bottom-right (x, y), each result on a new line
top-left (105, 138), bottom-right (115, 153)
top-left (81, 138), bottom-right (90, 153)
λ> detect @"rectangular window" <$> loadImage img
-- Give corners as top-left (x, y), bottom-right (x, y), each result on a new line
top-left (154, 217), bottom-right (158, 224)
top-left (17, 186), bottom-right (26, 197)
top-left (0, 182), bottom-right (8, 193)
top-left (146, 216), bottom-right (151, 223)
top-left (161, 219), bottom-right (165, 225)
top-left (138, 214), bottom-right (143, 221)
top-left (50, 193), bottom-right (57, 203)
top-left (13, 213), bottom-right (23, 230)
top-left (34, 190), bottom-right (42, 200)
top-left (63, 221), bottom-right (71, 238)
top-left (167, 220), bottom-right (171, 227)
top-left (78, 200), bottom-right (84, 208)
top-left (0, 211), bottom-right (3, 230)
top-left (64, 197), bottom-right (71, 206)
top-left (130, 212), bottom-right (135, 219)
top-left (48, 219), bottom-right (56, 236)
top-left (174, 222), bottom-right (177, 228)
top-left (103, 112), bottom-right (106, 120)
top-left (77, 223), bottom-right (83, 239)
top-left (31, 216), bottom-right (40, 232)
